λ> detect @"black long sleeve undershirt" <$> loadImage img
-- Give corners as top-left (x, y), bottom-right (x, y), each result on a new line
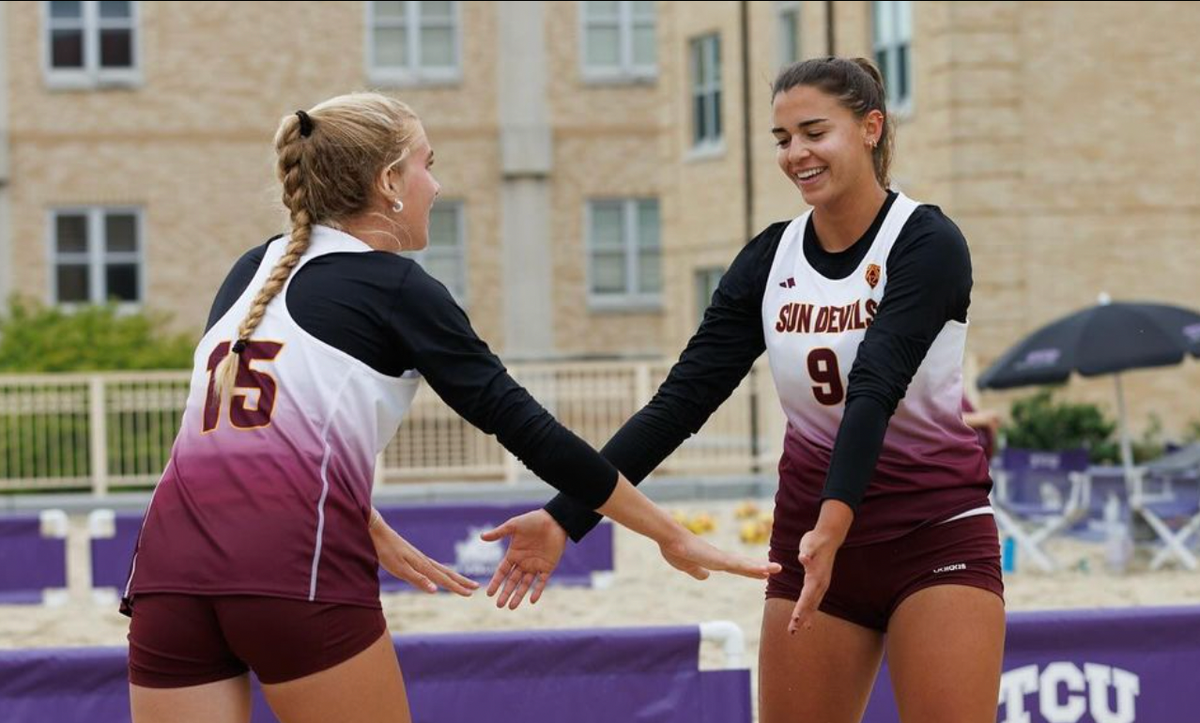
top-left (206, 240), bottom-right (619, 511)
top-left (546, 194), bottom-right (973, 541)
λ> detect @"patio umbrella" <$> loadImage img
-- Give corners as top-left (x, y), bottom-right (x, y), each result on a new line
top-left (978, 295), bottom-right (1200, 477)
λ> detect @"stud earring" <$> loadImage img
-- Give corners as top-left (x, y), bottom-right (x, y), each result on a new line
top-left (391, 198), bottom-right (404, 213)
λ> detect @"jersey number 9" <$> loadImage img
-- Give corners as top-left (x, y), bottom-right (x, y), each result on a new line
top-left (807, 348), bottom-right (845, 405)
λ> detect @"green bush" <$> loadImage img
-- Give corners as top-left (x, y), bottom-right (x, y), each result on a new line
top-left (1002, 389), bottom-right (1170, 464)
top-left (0, 298), bottom-right (194, 485)
top-left (0, 296), bottom-right (195, 372)
top-left (0, 406), bottom-right (183, 485)
top-left (1003, 389), bottom-right (1118, 463)
top-left (1185, 419), bottom-right (1200, 444)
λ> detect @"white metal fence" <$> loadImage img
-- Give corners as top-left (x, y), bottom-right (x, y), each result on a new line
top-left (0, 361), bottom-right (785, 495)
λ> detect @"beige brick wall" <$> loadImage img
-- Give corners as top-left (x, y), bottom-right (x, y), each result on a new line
top-left (6, 1), bottom-right (507, 345)
top-left (951, 1), bottom-right (1200, 437)
top-left (656, 1), bottom-right (750, 349)
top-left (670, 1), bottom-right (1200, 438)
top-left (543, 0), bottom-right (666, 358)
top-left (6, 1), bottom-right (1199, 437)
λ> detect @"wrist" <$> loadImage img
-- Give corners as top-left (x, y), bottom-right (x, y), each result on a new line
top-left (368, 508), bottom-right (388, 540)
top-left (814, 498), bottom-right (854, 547)
top-left (658, 519), bottom-right (691, 552)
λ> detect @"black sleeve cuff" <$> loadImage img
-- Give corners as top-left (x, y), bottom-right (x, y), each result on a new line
top-left (544, 493), bottom-right (603, 543)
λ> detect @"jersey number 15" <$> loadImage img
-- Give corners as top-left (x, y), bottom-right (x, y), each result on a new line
top-left (202, 341), bottom-right (284, 433)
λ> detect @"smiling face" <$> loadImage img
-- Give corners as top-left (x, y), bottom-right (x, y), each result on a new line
top-left (771, 84), bottom-right (884, 209)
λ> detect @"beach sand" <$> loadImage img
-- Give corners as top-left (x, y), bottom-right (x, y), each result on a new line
top-left (3, 500), bottom-right (1198, 717)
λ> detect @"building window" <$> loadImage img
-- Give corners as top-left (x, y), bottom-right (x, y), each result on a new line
top-left (406, 201), bottom-right (467, 304)
top-left (580, 1), bottom-right (657, 81)
top-left (44, 1), bottom-right (140, 87)
top-left (777, 1), bottom-right (801, 67)
top-left (367, 1), bottom-right (461, 85)
top-left (689, 33), bottom-right (722, 149)
top-left (587, 199), bottom-right (661, 309)
top-left (872, 1), bottom-right (912, 110)
top-left (695, 267), bottom-right (724, 326)
top-left (50, 208), bottom-right (143, 305)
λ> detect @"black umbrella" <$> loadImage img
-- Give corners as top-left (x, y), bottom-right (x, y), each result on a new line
top-left (978, 296), bottom-right (1200, 474)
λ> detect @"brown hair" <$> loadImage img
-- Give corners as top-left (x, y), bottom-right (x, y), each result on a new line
top-left (772, 57), bottom-right (893, 188)
top-left (212, 93), bottom-right (423, 399)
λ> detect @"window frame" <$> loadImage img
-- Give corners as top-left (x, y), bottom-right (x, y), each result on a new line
top-left (366, 0), bottom-right (463, 87)
top-left (585, 197), bottom-right (662, 312)
top-left (47, 206), bottom-right (146, 308)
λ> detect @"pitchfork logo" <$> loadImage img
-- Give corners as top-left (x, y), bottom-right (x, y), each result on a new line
top-left (1016, 348), bottom-right (1062, 370)
top-left (865, 263), bottom-right (881, 289)
top-left (454, 525), bottom-right (504, 577)
top-left (998, 662), bottom-right (1139, 723)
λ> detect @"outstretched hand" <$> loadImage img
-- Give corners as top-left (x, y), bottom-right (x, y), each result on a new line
top-left (372, 518), bottom-right (479, 597)
top-left (480, 510), bottom-right (568, 609)
top-left (659, 531), bottom-right (782, 582)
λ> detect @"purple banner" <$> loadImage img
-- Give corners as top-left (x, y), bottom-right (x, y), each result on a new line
top-left (0, 515), bottom-right (67, 604)
top-left (862, 606), bottom-right (1200, 723)
top-left (89, 513), bottom-right (140, 592)
top-left (90, 502), bottom-right (614, 593)
top-left (0, 627), bottom-right (750, 723)
top-left (376, 503), bottom-right (614, 591)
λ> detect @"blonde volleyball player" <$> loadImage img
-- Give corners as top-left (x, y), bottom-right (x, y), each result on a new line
top-left (122, 93), bottom-right (778, 723)
top-left (487, 58), bottom-right (1004, 723)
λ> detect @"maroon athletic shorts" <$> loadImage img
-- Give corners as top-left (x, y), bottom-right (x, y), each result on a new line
top-left (127, 594), bottom-right (387, 688)
top-left (765, 513), bottom-right (1004, 631)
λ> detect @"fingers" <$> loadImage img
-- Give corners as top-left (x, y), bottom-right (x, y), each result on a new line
top-left (495, 563), bottom-right (524, 608)
top-left (674, 563), bottom-right (709, 581)
top-left (507, 571), bottom-right (536, 610)
top-left (788, 580), bottom-right (825, 634)
top-left (529, 570), bottom-right (551, 605)
top-left (479, 523), bottom-right (513, 543)
top-left (410, 559), bottom-right (447, 595)
top-left (436, 560), bottom-right (480, 590)
top-left (789, 551), bottom-right (828, 634)
top-left (683, 539), bottom-right (780, 581)
top-left (723, 554), bottom-right (783, 580)
top-left (407, 569), bottom-right (437, 594)
top-left (429, 559), bottom-right (478, 597)
top-left (788, 596), bottom-right (807, 635)
top-left (382, 554), bottom-right (437, 594)
top-left (397, 550), bottom-right (479, 596)
top-left (485, 558), bottom-right (512, 598)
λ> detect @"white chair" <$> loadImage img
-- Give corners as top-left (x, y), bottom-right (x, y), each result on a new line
top-left (1130, 444), bottom-right (1200, 570)
top-left (991, 448), bottom-right (1091, 572)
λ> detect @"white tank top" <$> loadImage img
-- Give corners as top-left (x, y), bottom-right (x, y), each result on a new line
top-left (760, 195), bottom-right (990, 545)
top-left (126, 225), bottom-right (420, 604)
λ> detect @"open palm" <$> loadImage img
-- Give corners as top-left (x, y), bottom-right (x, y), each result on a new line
top-left (480, 510), bottom-right (568, 609)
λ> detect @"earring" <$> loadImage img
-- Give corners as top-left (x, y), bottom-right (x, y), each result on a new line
top-left (391, 198), bottom-right (404, 213)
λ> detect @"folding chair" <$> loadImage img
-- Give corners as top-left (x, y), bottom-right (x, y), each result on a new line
top-left (1078, 465), bottom-right (1131, 541)
top-left (1131, 444), bottom-right (1200, 570)
top-left (991, 448), bottom-right (1091, 572)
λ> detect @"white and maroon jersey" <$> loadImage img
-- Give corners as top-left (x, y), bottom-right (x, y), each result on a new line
top-left (762, 194), bottom-right (990, 545)
top-left (125, 226), bottom-right (419, 607)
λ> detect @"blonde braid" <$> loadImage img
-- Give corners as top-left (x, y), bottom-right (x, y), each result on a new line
top-left (212, 115), bottom-right (314, 400)
top-left (210, 93), bottom-right (423, 402)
